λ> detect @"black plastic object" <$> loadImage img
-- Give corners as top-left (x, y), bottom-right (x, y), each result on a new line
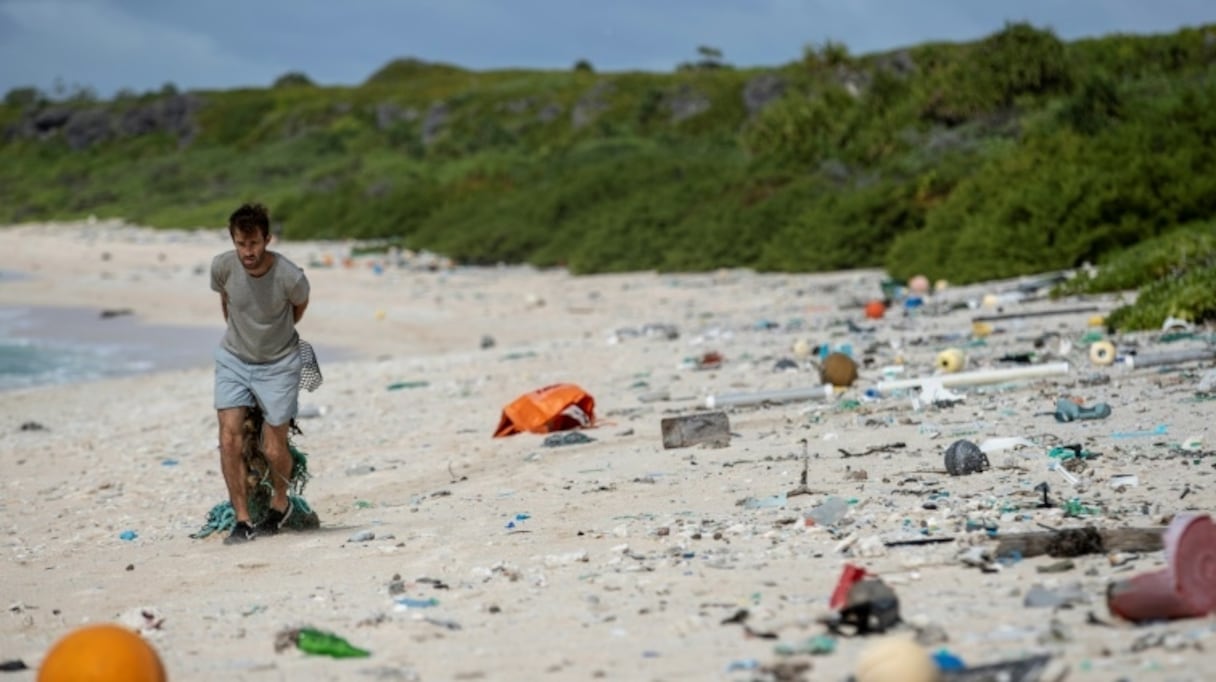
top-left (944, 439), bottom-right (990, 476)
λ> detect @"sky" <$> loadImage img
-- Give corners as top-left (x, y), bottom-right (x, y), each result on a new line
top-left (1, 0), bottom-right (1214, 98)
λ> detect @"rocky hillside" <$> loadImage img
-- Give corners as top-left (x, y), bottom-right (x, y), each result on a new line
top-left (2, 23), bottom-right (1215, 298)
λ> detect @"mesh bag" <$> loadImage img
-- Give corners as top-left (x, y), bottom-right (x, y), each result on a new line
top-left (299, 339), bottom-right (323, 392)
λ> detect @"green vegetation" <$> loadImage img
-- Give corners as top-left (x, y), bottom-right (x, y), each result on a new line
top-left (2, 22), bottom-right (1215, 329)
top-left (1057, 222), bottom-right (1216, 329)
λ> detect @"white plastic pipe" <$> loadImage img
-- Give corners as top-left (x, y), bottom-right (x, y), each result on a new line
top-left (705, 384), bottom-right (834, 409)
top-left (1124, 348), bottom-right (1214, 369)
top-left (875, 361), bottom-right (1071, 394)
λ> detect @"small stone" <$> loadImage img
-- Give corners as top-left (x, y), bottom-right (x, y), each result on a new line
top-left (349, 530), bottom-right (376, 543)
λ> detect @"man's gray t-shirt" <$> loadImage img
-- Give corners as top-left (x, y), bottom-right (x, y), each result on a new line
top-left (210, 251), bottom-right (310, 363)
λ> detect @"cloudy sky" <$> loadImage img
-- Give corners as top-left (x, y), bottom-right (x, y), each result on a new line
top-left (1, 0), bottom-right (1213, 97)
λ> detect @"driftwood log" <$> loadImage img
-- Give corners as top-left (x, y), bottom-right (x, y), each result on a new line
top-left (994, 526), bottom-right (1165, 559)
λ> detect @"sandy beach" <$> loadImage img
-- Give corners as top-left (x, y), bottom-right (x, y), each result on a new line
top-left (1, 219), bottom-right (1214, 681)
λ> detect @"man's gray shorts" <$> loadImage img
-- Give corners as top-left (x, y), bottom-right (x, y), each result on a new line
top-left (214, 346), bottom-right (302, 426)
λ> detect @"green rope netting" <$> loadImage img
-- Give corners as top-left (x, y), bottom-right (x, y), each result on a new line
top-left (191, 444), bottom-right (321, 538)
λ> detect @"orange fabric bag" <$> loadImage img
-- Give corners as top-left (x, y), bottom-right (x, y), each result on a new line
top-left (493, 383), bottom-right (595, 437)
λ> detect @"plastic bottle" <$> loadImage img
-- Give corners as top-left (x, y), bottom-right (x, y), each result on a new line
top-left (805, 496), bottom-right (850, 526)
top-left (293, 628), bottom-right (371, 658)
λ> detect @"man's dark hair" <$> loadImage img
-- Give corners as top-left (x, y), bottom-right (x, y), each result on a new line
top-left (229, 203), bottom-right (271, 239)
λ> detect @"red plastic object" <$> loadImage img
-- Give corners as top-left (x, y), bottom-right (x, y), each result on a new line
top-left (1107, 513), bottom-right (1216, 622)
top-left (829, 563), bottom-right (871, 610)
top-left (864, 300), bottom-right (886, 320)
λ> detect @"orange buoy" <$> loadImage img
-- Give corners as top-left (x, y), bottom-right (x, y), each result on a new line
top-left (864, 300), bottom-right (886, 320)
top-left (38, 624), bottom-right (166, 682)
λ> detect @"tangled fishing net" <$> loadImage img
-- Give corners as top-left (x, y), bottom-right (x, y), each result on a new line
top-left (191, 414), bottom-right (321, 539)
top-left (193, 341), bottom-right (325, 538)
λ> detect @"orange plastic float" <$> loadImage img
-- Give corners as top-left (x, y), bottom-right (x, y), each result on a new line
top-left (38, 623), bottom-right (167, 682)
top-left (864, 300), bottom-right (886, 320)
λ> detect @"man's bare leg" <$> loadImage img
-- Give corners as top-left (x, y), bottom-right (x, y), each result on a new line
top-left (218, 407), bottom-right (250, 523)
top-left (261, 420), bottom-right (293, 513)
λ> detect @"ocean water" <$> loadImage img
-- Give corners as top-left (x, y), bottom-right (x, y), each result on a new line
top-left (0, 304), bottom-right (222, 392)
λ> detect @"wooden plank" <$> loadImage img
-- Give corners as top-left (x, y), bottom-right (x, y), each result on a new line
top-left (994, 526), bottom-right (1165, 559)
top-left (661, 411), bottom-right (730, 449)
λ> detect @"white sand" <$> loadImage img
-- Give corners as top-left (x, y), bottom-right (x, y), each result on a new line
top-left (1, 220), bottom-right (1214, 681)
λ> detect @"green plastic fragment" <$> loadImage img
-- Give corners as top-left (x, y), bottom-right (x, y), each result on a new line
top-left (292, 627), bottom-right (371, 658)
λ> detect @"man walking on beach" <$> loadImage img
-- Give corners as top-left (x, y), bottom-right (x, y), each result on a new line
top-left (211, 203), bottom-right (310, 544)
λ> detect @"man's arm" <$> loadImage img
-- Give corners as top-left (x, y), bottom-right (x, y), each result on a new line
top-left (293, 299), bottom-right (308, 324)
top-left (220, 293), bottom-right (229, 322)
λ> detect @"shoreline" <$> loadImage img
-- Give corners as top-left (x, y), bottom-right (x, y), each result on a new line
top-left (0, 302), bottom-right (353, 392)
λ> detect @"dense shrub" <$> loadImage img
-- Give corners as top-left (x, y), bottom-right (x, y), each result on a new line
top-left (1, 22), bottom-right (1215, 289)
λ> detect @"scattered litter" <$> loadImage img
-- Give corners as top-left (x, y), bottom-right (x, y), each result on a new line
top-left (932, 649), bottom-right (965, 672)
top-left (1125, 347), bottom-right (1215, 369)
top-left (820, 352), bottom-right (859, 387)
top-left (1053, 398), bottom-right (1112, 422)
top-left (1110, 424), bottom-right (1168, 439)
top-left (805, 496), bottom-right (850, 526)
top-left (1108, 513), bottom-right (1216, 623)
top-left (916, 380), bottom-right (965, 408)
top-left (684, 350), bottom-right (723, 370)
top-left (276, 627), bottom-right (370, 658)
top-left (494, 384), bottom-right (595, 437)
top-left (944, 440), bottom-right (990, 476)
top-left (875, 362), bottom-right (1070, 395)
top-left (1089, 340), bottom-right (1116, 365)
top-left (972, 305), bottom-right (1099, 323)
top-left (661, 411), bottom-right (730, 449)
top-left (394, 597), bottom-right (439, 610)
top-left (935, 348), bottom-right (965, 373)
top-left (942, 653), bottom-right (1054, 682)
top-left (775, 634), bottom-right (836, 656)
top-left (542, 431), bottom-right (595, 447)
top-left (773, 358), bottom-right (799, 372)
top-left (977, 436), bottom-right (1036, 454)
top-left (824, 564), bottom-right (901, 635)
top-left (704, 384), bottom-right (832, 409)
top-left (386, 381), bottom-right (429, 390)
top-left (854, 635), bottom-right (938, 682)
